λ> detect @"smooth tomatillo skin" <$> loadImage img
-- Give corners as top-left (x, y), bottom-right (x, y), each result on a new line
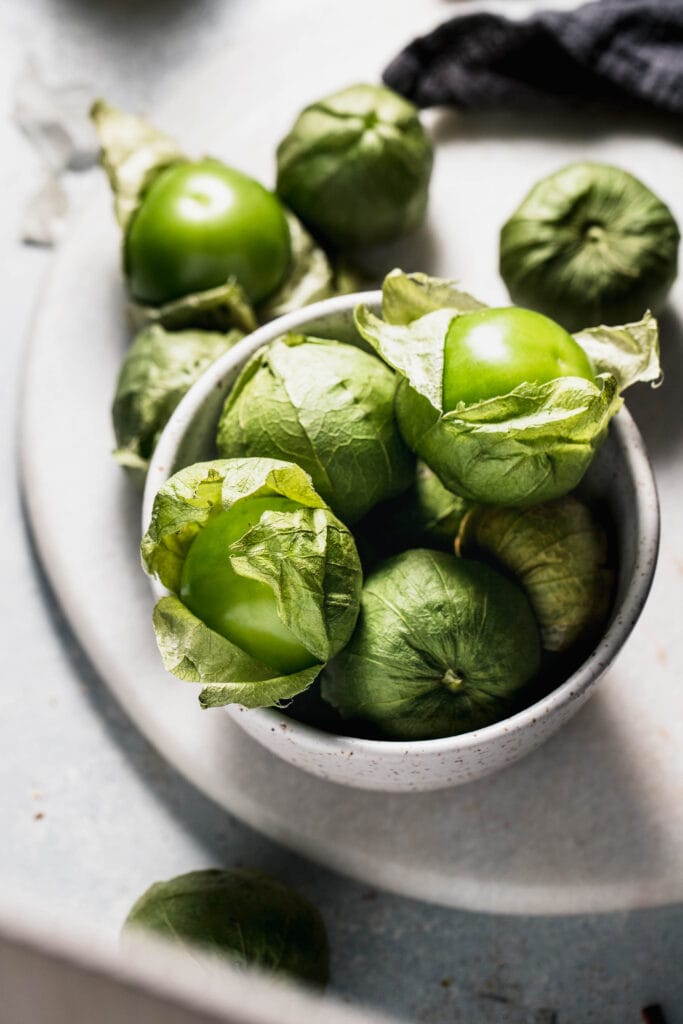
top-left (442, 306), bottom-right (595, 409)
top-left (179, 496), bottom-right (317, 675)
top-left (124, 159), bottom-right (291, 305)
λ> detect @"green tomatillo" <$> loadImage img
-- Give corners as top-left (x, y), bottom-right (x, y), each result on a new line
top-left (442, 307), bottom-right (594, 409)
top-left (124, 159), bottom-right (291, 306)
top-left (276, 83), bottom-right (433, 249)
top-left (456, 496), bottom-right (614, 653)
top-left (180, 497), bottom-right (318, 675)
top-left (141, 458), bottom-right (362, 708)
top-left (322, 549), bottom-right (541, 740)
top-left (111, 323), bottom-right (243, 479)
top-left (354, 270), bottom-right (660, 507)
top-left (216, 334), bottom-right (414, 524)
top-left (500, 161), bottom-right (680, 331)
top-left (92, 100), bottom-right (357, 331)
top-left (123, 869), bottom-right (329, 987)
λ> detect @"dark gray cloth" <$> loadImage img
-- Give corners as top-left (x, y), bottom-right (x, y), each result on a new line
top-left (383, 1), bottom-right (683, 114)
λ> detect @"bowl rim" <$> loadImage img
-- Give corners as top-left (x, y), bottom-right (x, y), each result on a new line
top-left (143, 290), bottom-right (660, 756)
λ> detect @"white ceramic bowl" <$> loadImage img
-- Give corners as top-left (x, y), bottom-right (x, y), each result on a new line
top-left (143, 292), bottom-right (660, 792)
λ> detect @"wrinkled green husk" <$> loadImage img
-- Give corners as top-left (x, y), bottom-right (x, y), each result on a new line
top-left (500, 161), bottom-right (680, 331)
top-left (457, 497), bottom-right (614, 652)
top-left (353, 270), bottom-right (660, 506)
top-left (573, 315), bottom-right (661, 392)
top-left (382, 268), bottom-right (484, 324)
top-left (127, 279), bottom-right (258, 334)
top-left (91, 99), bottom-right (184, 230)
top-left (323, 549), bottom-right (541, 739)
top-left (152, 597), bottom-right (322, 709)
top-left (112, 325), bottom-right (243, 479)
top-left (216, 333), bottom-right (414, 524)
top-left (394, 370), bottom-right (620, 506)
top-left (124, 869), bottom-right (329, 987)
top-left (276, 83), bottom-right (433, 249)
top-left (141, 458), bottom-right (362, 707)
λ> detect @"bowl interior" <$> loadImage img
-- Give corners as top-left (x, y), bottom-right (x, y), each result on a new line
top-left (143, 292), bottom-right (659, 748)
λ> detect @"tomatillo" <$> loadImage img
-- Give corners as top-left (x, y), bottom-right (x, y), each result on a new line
top-left (124, 159), bottom-right (291, 305)
top-left (499, 161), bottom-right (680, 331)
top-left (442, 306), bottom-right (595, 409)
top-left (179, 496), bottom-right (317, 675)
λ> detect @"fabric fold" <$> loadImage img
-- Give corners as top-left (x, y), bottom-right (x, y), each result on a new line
top-left (383, 0), bottom-right (683, 115)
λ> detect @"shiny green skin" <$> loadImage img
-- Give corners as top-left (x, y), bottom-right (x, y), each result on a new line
top-left (124, 869), bottom-right (329, 987)
top-left (180, 496), bottom-right (317, 675)
top-left (125, 159), bottom-right (291, 305)
top-left (500, 161), bottom-right (680, 331)
top-left (442, 307), bottom-right (595, 408)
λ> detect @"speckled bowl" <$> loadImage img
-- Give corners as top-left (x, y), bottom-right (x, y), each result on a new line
top-left (143, 292), bottom-right (660, 792)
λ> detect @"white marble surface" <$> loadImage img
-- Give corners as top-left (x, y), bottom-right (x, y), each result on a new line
top-left (2, 1), bottom-right (683, 1021)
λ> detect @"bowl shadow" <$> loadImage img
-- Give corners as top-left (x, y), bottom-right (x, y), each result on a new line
top-left (207, 674), bottom-right (671, 898)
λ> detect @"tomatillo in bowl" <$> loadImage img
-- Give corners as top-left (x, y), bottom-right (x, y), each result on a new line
top-left (355, 270), bottom-right (660, 506)
top-left (142, 457), bottom-right (362, 709)
top-left (124, 159), bottom-right (291, 306)
top-left (143, 283), bottom-right (659, 791)
top-left (179, 496), bottom-right (319, 675)
top-left (323, 550), bottom-right (542, 741)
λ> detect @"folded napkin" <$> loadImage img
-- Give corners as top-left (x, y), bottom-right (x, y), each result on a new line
top-left (383, 0), bottom-right (683, 114)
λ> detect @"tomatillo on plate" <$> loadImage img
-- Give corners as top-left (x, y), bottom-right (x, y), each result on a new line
top-left (215, 333), bottom-right (414, 524)
top-left (124, 159), bottom-right (291, 305)
top-left (276, 83), bottom-right (433, 249)
top-left (180, 496), bottom-right (318, 676)
top-left (91, 101), bottom-right (342, 331)
top-left (442, 306), bottom-right (595, 409)
top-left (500, 161), bottom-right (680, 331)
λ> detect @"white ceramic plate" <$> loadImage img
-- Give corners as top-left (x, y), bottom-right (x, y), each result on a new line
top-left (21, 0), bottom-right (683, 913)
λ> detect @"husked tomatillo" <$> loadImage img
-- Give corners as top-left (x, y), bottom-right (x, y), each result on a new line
top-left (442, 307), bottom-right (594, 409)
top-left (125, 159), bottom-right (291, 306)
top-left (276, 83), bottom-right (433, 249)
top-left (111, 324), bottom-right (242, 477)
top-left (141, 458), bottom-right (362, 708)
top-left (180, 497), bottom-right (318, 675)
top-left (91, 101), bottom-right (339, 332)
top-left (456, 496), bottom-right (614, 653)
top-left (354, 270), bottom-right (660, 506)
